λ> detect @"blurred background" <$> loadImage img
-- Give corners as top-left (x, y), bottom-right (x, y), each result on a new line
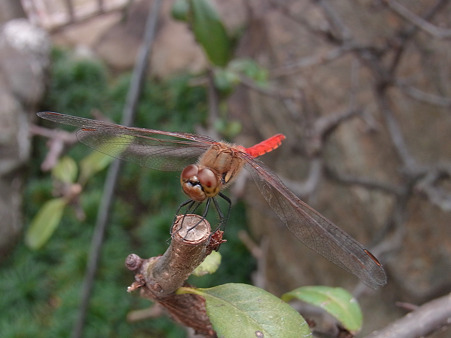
top-left (0, 0), bottom-right (450, 337)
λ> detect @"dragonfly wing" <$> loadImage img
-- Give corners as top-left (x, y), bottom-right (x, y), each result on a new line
top-left (38, 112), bottom-right (214, 171)
top-left (244, 157), bottom-right (387, 289)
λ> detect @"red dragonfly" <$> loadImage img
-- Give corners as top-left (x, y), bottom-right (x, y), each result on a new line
top-left (37, 111), bottom-right (386, 289)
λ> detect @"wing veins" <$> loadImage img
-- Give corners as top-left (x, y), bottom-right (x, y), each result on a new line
top-left (244, 157), bottom-right (386, 288)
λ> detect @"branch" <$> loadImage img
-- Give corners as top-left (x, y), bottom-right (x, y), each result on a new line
top-left (271, 45), bottom-right (353, 78)
top-left (30, 124), bottom-right (77, 171)
top-left (396, 80), bottom-right (451, 108)
top-left (375, 89), bottom-right (417, 170)
top-left (280, 159), bottom-right (323, 198)
top-left (324, 165), bottom-right (404, 196)
top-left (383, 0), bottom-right (451, 39)
top-left (239, 75), bottom-right (302, 100)
top-left (367, 292), bottom-right (451, 338)
top-left (315, 0), bottom-right (352, 42)
top-left (300, 108), bottom-right (363, 157)
top-left (415, 163), bottom-right (451, 212)
top-left (73, 1), bottom-right (163, 336)
top-left (126, 214), bottom-right (224, 337)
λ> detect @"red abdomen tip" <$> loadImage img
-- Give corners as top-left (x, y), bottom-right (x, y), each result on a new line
top-left (245, 134), bottom-right (286, 158)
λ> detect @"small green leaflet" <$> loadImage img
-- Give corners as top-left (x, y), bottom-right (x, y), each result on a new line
top-left (282, 286), bottom-right (363, 333)
top-left (25, 198), bottom-right (67, 250)
top-left (192, 251), bottom-right (221, 276)
top-left (179, 283), bottom-right (311, 337)
top-left (52, 156), bottom-right (78, 183)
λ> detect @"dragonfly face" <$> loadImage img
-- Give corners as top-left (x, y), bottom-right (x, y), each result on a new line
top-left (180, 142), bottom-right (248, 201)
top-left (180, 164), bottom-right (221, 201)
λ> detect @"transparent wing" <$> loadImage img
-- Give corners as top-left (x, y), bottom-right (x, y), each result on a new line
top-left (38, 112), bottom-right (215, 171)
top-left (244, 156), bottom-right (387, 289)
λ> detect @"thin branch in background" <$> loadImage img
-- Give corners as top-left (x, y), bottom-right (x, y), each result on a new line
top-left (375, 90), bottom-right (417, 170)
top-left (271, 45), bottom-right (352, 77)
top-left (267, 0), bottom-right (326, 39)
top-left (396, 80), bottom-right (451, 107)
top-left (239, 75), bottom-right (303, 100)
top-left (416, 164), bottom-right (451, 212)
top-left (30, 124), bottom-right (77, 171)
top-left (386, 0), bottom-right (450, 76)
top-left (238, 230), bottom-right (268, 290)
top-left (314, 108), bottom-right (362, 140)
top-left (324, 166), bottom-right (404, 196)
top-left (72, 1), bottom-right (163, 337)
top-left (280, 158), bottom-right (323, 198)
top-left (366, 292), bottom-right (451, 338)
top-left (315, 0), bottom-right (352, 42)
top-left (383, 0), bottom-right (451, 39)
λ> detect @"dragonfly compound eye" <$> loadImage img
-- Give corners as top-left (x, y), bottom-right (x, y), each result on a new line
top-left (181, 164), bottom-right (199, 181)
top-left (198, 168), bottom-right (220, 197)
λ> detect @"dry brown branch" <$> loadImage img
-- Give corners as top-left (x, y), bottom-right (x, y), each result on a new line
top-left (324, 166), bottom-right (404, 196)
top-left (271, 45), bottom-right (352, 77)
top-left (30, 124), bottom-right (77, 171)
top-left (280, 159), bottom-right (323, 198)
top-left (367, 292), bottom-right (451, 338)
top-left (415, 164), bottom-right (451, 212)
top-left (125, 214), bottom-right (224, 337)
top-left (396, 80), bottom-right (451, 108)
top-left (383, 0), bottom-right (451, 39)
top-left (315, 0), bottom-right (352, 42)
top-left (375, 89), bottom-right (417, 169)
top-left (239, 75), bottom-right (303, 100)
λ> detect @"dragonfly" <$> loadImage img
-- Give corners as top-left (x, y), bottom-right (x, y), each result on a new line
top-left (37, 111), bottom-right (387, 289)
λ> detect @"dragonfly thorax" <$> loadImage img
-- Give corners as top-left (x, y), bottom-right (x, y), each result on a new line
top-left (180, 164), bottom-right (222, 201)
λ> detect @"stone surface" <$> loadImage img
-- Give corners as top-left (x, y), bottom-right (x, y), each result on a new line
top-left (0, 19), bottom-right (50, 258)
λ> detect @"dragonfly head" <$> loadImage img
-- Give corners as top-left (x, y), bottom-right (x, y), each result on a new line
top-left (181, 164), bottom-right (221, 201)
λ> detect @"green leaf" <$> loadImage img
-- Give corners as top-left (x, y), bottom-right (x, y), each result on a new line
top-left (213, 68), bottom-right (239, 94)
top-left (25, 198), bottom-right (67, 249)
top-left (179, 283), bottom-right (311, 337)
top-left (52, 156), bottom-right (78, 183)
top-left (79, 151), bottom-right (114, 184)
top-left (191, 0), bottom-right (231, 67)
top-left (172, 0), bottom-right (189, 21)
top-left (230, 59), bottom-right (269, 86)
top-left (79, 135), bottom-right (133, 183)
top-left (192, 251), bottom-right (221, 276)
top-left (282, 286), bottom-right (363, 333)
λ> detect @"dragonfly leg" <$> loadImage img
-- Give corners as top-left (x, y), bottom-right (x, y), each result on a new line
top-left (174, 193), bottom-right (231, 240)
top-left (185, 198), bottom-right (212, 233)
top-left (171, 199), bottom-right (199, 235)
top-left (213, 192), bottom-right (231, 232)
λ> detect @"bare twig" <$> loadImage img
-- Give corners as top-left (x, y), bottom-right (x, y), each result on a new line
top-left (375, 90), bottom-right (417, 170)
top-left (72, 1), bottom-right (163, 337)
top-left (367, 292), bottom-right (451, 338)
top-left (396, 80), bottom-right (451, 108)
top-left (415, 163), bottom-right (451, 212)
top-left (280, 159), bottom-right (323, 198)
top-left (324, 166), bottom-right (404, 196)
top-left (239, 75), bottom-right (303, 100)
top-left (271, 45), bottom-right (352, 77)
top-left (30, 124), bottom-right (77, 171)
top-left (238, 230), bottom-right (268, 290)
top-left (383, 0), bottom-right (451, 39)
top-left (267, 0), bottom-right (326, 38)
top-left (316, 0), bottom-right (352, 42)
